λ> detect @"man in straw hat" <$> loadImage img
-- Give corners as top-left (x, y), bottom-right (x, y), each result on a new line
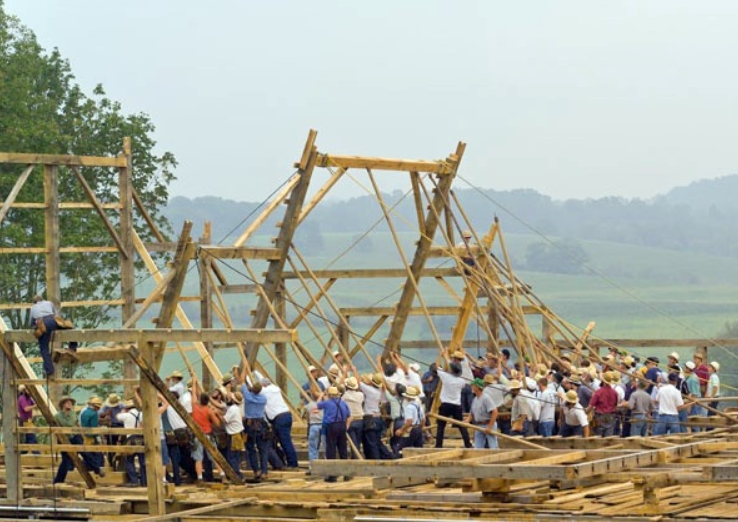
top-left (509, 379), bottom-right (532, 437)
top-left (80, 396), bottom-right (105, 477)
top-left (224, 391), bottom-right (245, 482)
top-left (560, 390), bottom-right (590, 437)
top-left (693, 350), bottom-right (710, 397)
top-left (53, 396), bottom-right (104, 483)
top-left (315, 386), bottom-right (351, 482)
top-left (587, 371), bottom-right (619, 437)
top-left (706, 361), bottom-right (721, 416)
top-left (167, 370), bottom-right (186, 398)
top-left (393, 386), bottom-right (425, 455)
top-left (466, 378), bottom-right (498, 448)
top-left (343, 377), bottom-right (365, 458)
top-left (116, 398), bottom-right (146, 487)
top-left (358, 372), bottom-right (394, 460)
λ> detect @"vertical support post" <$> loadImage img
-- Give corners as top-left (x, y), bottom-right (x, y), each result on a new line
top-left (200, 223), bottom-right (213, 390)
top-left (121, 138), bottom-right (137, 399)
top-left (141, 336), bottom-right (165, 515)
top-left (487, 299), bottom-right (500, 355)
top-left (1, 353), bottom-right (20, 502)
top-left (44, 164), bottom-right (62, 400)
top-left (542, 315), bottom-right (555, 355)
top-left (275, 286), bottom-right (287, 390)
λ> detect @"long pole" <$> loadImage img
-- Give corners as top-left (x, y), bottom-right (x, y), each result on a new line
top-left (427, 412), bottom-right (549, 450)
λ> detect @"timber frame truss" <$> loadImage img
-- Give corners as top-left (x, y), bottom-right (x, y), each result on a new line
top-left (1, 130), bottom-right (737, 517)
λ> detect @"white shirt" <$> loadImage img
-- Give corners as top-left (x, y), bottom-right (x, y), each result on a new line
top-left (116, 408), bottom-right (142, 429)
top-left (262, 384), bottom-right (290, 420)
top-left (169, 381), bottom-right (185, 399)
top-left (384, 369), bottom-right (407, 394)
top-left (30, 300), bottom-right (57, 320)
top-left (564, 403), bottom-right (588, 427)
top-left (437, 370), bottom-right (465, 405)
top-left (167, 406), bottom-right (187, 430)
top-left (359, 382), bottom-right (385, 415)
top-left (180, 390), bottom-right (193, 414)
top-left (225, 404), bottom-right (244, 434)
top-left (538, 388), bottom-right (557, 423)
top-left (405, 369), bottom-right (425, 398)
top-left (521, 390), bottom-right (541, 421)
top-left (459, 359), bottom-right (474, 381)
top-left (708, 373), bottom-right (720, 398)
top-left (656, 384), bottom-right (684, 415)
top-left (484, 383), bottom-right (508, 409)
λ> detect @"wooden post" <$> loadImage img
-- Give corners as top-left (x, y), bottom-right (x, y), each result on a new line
top-left (2, 353), bottom-right (20, 502)
top-left (44, 164), bottom-right (62, 401)
top-left (245, 129), bottom-right (318, 362)
top-left (275, 285), bottom-right (287, 390)
top-left (199, 222), bottom-right (213, 391)
top-left (121, 137), bottom-right (137, 399)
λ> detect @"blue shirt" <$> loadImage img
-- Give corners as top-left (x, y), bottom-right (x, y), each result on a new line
top-left (317, 398), bottom-right (350, 424)
top-left (242, 384), bottom-right (267, 419)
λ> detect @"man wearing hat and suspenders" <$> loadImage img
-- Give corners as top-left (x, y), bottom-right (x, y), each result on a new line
top-left (588, 372), bottom-right (619, 437)
top-left (560, 390), bottom-right (590, 438)
top-left (393, 386), bottom-right (425, 455)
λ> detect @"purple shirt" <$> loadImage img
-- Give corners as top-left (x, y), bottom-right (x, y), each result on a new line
top-left (18, 394), bottom-right (34, 422)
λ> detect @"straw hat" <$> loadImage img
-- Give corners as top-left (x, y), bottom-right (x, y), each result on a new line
top-left (370, 372), bottom-right (384, 387)
top-left (231, 392), bottom-right (243, 405)
top-left (450, 350), bottom-right (465, 359)
top-left (402, 386), bottom-right (420, 399)
top-left (327, 386), bottom-right (341, 397)
top-left (18, 384), bottom-right (26, 393)
top-left (525, 377), bottom-right (537, 391)
top-left (507, 379), bottom-right (522, 390)
top-left (564, 390), bottom-right (578, 404)
top-left (668, 352), bottom-right (680, 362)
top-left (345, 377), bottom-right (359, 390)
top-left (462, 230), bottom-right (472, 238)
top-left (568, 374), bottom-right (581, 385)
top-left (328, 364), bottom-right (340, 375)
top-left (308, 365), bottom-right (318, 373)
top-left (105, 393), bottom-right (121, 407)
top-left (710, 361), bottom-right (720, 372)
top-left (623, 356), bottom-right (634, 366)
top-left (123, 399), bottom-right (135, 409)
top-left (58, 396), bottom-right (76, 409)
top-left (169, 370), bottom-right (183, 379)
top-left (694, 352), bottom-right (705, 361)
top-left (483, 373), bottom-right (497, 385)
top-left (221, 373), bottom-right (234, 384)
top-left (87, 396), bottom-right (103, 408)
top-left (685, 361), bottom-right (696, 371)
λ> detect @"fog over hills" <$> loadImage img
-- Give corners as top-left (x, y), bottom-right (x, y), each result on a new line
top-left (166, 174), bottom-right (738, 260)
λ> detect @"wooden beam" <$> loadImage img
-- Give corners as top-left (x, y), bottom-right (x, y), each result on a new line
top-left (199, 246), bottom-right (281, 260)
top-left (281, 267), bottom-right (461, 279)
top-left (0, 152), bottom-right (126, 167)
top-left (1, 348), bottom-right (20, 501)
top-left (4, 328), bottom-right (296, 344)
top-left (0, 164), bottom-right (33, 227)
top-left (312, 154), bottom-right (452, 174)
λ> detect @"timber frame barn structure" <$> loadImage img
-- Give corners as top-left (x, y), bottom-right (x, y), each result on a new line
top-left (1, 130), bottom-right (738, 520)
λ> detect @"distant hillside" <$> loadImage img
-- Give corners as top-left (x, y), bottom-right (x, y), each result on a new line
top-left (164, 174), bottom-right (738, 259)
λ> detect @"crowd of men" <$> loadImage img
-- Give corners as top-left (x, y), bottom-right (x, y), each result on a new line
top-left (19, 341), bottom-right (725, 486)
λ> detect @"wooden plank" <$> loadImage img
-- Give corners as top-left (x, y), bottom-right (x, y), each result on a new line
top-left (199, 246), bottom-right (281, 260)
top-left (312, 153), bottom-right (452, 174)
top-left (518, 450), bottom-right (588, 466)
top-left (0, 164), bottom-right (33, 227)
top-left (0, 152), bottom-right (126, 167)
top-left (135, 498), bottom-right (257, 522)
top-left (17, 443), bottom-right (147, 454)
top-left (1, 348), bottom-right (20, 502)
top-left (281, 267), bottom-right (460, 279)
top-left (4, 328), bottom-right (296, 344)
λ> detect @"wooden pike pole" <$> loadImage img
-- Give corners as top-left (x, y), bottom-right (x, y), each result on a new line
top-left (428, 412), bottom-right (549, 451)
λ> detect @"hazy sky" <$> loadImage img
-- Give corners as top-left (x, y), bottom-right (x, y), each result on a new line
top-left (6, 1), bottom-right (738, 203)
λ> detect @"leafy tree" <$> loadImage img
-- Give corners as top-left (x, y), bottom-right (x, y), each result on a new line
top-left (0, 4), bottom-right (176, 386)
